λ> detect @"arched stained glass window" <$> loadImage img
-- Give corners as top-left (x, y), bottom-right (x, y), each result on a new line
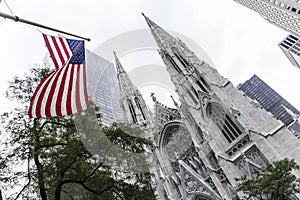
top-left (196, 76), bottom-right (210, 93)
top-left (207, 103), bottom-right (243, 143)
top-left (165, 53), bottom-right (182, 73)
top-left (135, 97), bottom-right (146, 120)
top-left (128, 99), bottom-right (137, 123)
top-left (171, 47), bottom-right (189, 68)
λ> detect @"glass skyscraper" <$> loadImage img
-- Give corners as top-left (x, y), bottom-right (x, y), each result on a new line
top-left (234, 0), bottom-right (300, 68)
top-left (85, 50), bottom-right (123, 126)
top-left (237, 74), bottom-right (300, 134)
top-left (233, 0), bottom-right (300, 38)
top-left (279, 34), bottom-right (300, 68)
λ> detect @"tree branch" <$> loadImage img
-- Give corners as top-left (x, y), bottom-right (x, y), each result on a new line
top-left (83, 162), bottom-right (104, 182)
top-left (38, 121), bottom-right (68, 133)
top-left (60, 154), bottom-right (82, 176)
top-left (14, 144), bottom-right (31, 200)
top-left (59, 179), bottom-right (108, 195)
top-left (38, 142), bottom-right (67, 149)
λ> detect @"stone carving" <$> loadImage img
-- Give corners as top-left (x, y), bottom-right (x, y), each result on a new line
top-left (236, 146), bottom-right (267, 178)
top-left (226, 135), bottom-right (251, 157)
top-left (229, 105), bottom-right (241, 118)
top-left (164, 126), bottom-right (193, 161)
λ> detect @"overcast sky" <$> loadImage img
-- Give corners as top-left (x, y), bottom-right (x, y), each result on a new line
top-left (0, 0), bottom-right (300, 114)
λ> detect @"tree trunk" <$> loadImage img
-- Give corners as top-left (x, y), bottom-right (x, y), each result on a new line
top-left (54, 184), bottom-right (62, 200)
top-left (33, 153), bottom-right (48, 200)
top-left (0, 189), bottom-right (3, 200)
top-left (32, 120), bottom-right (48, 200)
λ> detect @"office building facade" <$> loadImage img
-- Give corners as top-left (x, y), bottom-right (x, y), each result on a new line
top-left (279, 34), bottom-right (300, 68)
top-left (85, 50), bottom-right (123, 126)
top-left (238, 74), bottom-right (300, 134)
top-left (233, 0), bottom-right (300, 37)
top-left (234, 0), bottom-right (300, 68)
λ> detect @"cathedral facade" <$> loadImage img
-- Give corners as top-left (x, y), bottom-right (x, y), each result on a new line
top-left (114, 14), bottom-right (300, 200)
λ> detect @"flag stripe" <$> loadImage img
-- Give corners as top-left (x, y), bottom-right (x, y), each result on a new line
top-left (66, 65), bottom-right (75, 115)
top-left (50, 65), bottom-right (69, 117)
top-left (83, 64), bottom-right (89, 107)
top-left (56, 64), bottom-right (71, 116)
top-left (44, 66), bottom-right (65, 117)
top-left (71, 65), bottom-right (79, 114)
top-left (35, 72), bottom-right (57, 118)
top-left (59, 37), bottom-right (71, 64)
top-left (75, 64), bottom-right (82, 112)
top-left (51, 36), bottom-right (66, 67)
top-left (28, 72), bottom-right (55, 117)
top-left (43, 34), bottom-right (59, 69)
top-left (50, 36), bottom-right (65, 68)
top-left (61, 66), bottom-right (72, 115)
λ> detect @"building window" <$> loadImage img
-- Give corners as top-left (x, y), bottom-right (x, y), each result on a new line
top-left (171, 47), bottom-right (190, 68)
top-left (207, 103), bottom-right (243, 143)
top-left (196, 76), bottom-right (210, 93)
top-left (165, 53), bottom-right (182, 73)
top-left (128, 99), bottom-right (137, 123)
top-left (287, 37), bottom-right (296, 44)
top-left (186, 86), bottom-right (198, 104)
top-left (135, 97), bottom-right (146, 120)
top-left (196, 124), bottom-right (204, 141)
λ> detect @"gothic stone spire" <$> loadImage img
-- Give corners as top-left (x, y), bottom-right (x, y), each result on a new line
top-left (142, 13), bottom-right (216, 110)
top-left (114, 51), bottom-right (150, 125)
top-left (142, 13), bottom-right (175, 52)
top-left (114, 51), bottom-right (126, 74)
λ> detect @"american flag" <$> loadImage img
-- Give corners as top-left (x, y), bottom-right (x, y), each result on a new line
top-left (28, 34), bottom-right (89, 118)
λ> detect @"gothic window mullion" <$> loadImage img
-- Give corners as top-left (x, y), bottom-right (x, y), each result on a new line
top-left (221, 128), bottom-right (234, 143)
top-left (197, 80), bottom-right (209, 94)
top-left (174, 52), bottom-right (189, 68)
top-left (215, 120), bottom-right (233, 143)
top-left (226, 116), bottom-right (243, 136)
top-left (208, 103), bottom-right (244, 143)
top-left (128, 99), bottom-right (137, 123)
top-left (187, 88), bottom-right (198, 104)
top-left (200, 76), bottom-right (210, 91)
top-left (224, 117), bottom-right (240, 138)
top-left (166, 53), bottom-right (182, 73)
top-left (135, 97), bottom-right (146, 120)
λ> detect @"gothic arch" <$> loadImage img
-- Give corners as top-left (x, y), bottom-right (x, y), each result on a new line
top-left (191, 70), bottom-right (211, 95)
top-left (165, 53), bottom-right (182, 73)
top-left (127, 99), bottom-right (137, 123)
top-left (171, 46), bottom-right (190, 69)
top-left (196, 76), bottom-right (210, 93)
top-left (206, 103), bottom-right (243, 143)
top-left (134, 97), bottom-right (146, 120)
top-left (159, 121), bottom-right (193, 162)
top-left (191, 193), bottom-right (216, 200)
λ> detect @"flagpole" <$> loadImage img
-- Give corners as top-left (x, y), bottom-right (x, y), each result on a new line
top-left (0, 11), bottom-right (91, 41)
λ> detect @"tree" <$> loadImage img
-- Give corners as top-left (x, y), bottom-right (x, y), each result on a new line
top-left (0, 66), bottom-right (155, 200)
top-left (235, 158), bottom-right (300, 200)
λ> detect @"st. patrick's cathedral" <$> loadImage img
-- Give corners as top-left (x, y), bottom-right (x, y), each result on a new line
top-left (112, 14), bottom-right (300, 200)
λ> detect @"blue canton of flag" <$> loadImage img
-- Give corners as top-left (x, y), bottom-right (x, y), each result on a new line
top-left (67, 39), bottom-right (85, 64)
